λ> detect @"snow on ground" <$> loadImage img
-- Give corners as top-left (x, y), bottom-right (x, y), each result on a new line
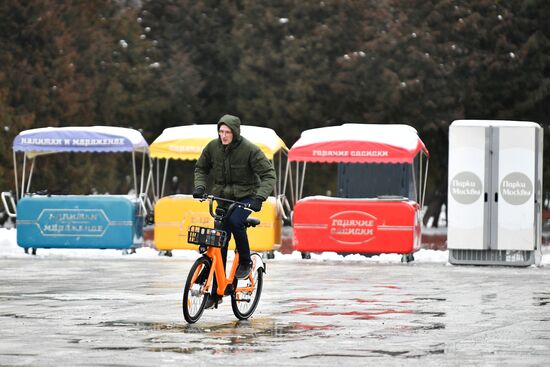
top-left (1, 227), bottom-right (548, 266)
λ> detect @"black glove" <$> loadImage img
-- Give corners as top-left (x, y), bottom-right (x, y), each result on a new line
top-left (249, 196), bottom-right (263, 212)
top-left (192, 186), bottom-right (205, 199)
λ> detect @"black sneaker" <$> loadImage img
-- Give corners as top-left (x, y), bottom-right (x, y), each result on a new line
top-left (204, 294), bottom-right (223, 309)
top-left (235, 261), bottom-right (252, 279)
top-left (196, 267), bottom-right (208, 284)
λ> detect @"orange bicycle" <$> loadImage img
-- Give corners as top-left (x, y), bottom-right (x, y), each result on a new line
top-left (182, 194), bottom-right (265, 323)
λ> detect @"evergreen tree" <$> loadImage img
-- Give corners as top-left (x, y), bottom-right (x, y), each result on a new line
top-left (0, 1), bottom-right (162, 194)
top-left (141, 0), bottom-right (239, 125)
top-left (232, 0), bottom-right (367, 143)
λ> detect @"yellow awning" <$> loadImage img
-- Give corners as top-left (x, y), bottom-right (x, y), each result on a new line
top-left (150, 124), bottom-right (287, 160)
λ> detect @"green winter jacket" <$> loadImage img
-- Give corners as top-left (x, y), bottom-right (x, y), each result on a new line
top-left (194, 115), bottom-right (276, 201)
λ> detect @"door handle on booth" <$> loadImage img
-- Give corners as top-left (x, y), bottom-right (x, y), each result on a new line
top-left (484, 193), bottom-right (488, 202)
top-left (494, 193), bottom-right (498, 202)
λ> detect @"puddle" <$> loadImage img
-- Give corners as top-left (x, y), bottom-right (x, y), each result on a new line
top-left (92, 346), bottom-right (138, 351)
top-left (374, 285), bottom-right (401, 289)
top-left (295, 353), bottom-right (375, 359)
top-left (0, 313), bottom-right (47, 320)
top-left (413, 297), bottom-right (446, 302)
top-left (402, 347), bottom-right (445, 358)
top-left (93, 318), bottom-right (336, 352)
top-left (96, 320), bottom-right (200, 332)
top-left (418, 322), bottom-right (445, 330)
top-left (287, 297), bottom-right (414, 320)
top-left (415, 311), bottom-right (446, 317)
top-left (293, 345), bottom-right (447, 360)
top-left (533, 292), bottom-right (550, 306)
top-left (368, 349), bottom-right (409, 356)
top-left (308, 309), bottom-right (413, 320)
top-left (396, 322), bottom-right (445, 331)
top-left (481, 293), bottom-right (497, 303)
top-left (147, 345), bottom-right (268, 354)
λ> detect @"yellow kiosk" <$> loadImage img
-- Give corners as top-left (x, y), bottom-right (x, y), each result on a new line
top-left (151, 124), bottom-right (290, 257)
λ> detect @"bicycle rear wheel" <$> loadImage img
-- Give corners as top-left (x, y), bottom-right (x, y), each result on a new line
top-left (231, 261), bottom-right (263, 320)
top-left (183, 256), bottom-right (211, 323)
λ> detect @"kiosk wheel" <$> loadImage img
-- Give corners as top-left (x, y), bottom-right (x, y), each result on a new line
top-left (401, 253), bottom-right (415, 263)
top-left (183, 256), bottom-right (210, 323)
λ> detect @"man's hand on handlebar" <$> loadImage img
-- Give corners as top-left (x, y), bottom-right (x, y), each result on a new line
top-left (192, 186), bottom-right (206, 199)
top-left (249, 196), bottom-right (263, 212)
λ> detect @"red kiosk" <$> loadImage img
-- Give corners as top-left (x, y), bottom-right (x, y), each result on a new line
top-left (288, 124), bottom-right (429, 261)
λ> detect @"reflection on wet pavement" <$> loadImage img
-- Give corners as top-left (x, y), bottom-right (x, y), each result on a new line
top-left (92, 317), bottom-right (337, 355)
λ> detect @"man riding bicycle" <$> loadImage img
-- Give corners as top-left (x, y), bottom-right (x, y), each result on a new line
top-left (193, 114), bottom-right (276, 308)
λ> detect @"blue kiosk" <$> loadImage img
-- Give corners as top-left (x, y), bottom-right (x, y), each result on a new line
top-left (2, 126), bottom-right (151, 253)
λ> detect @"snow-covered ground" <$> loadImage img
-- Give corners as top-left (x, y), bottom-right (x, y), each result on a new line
top-left (1, 228), bottom-right (548, 265)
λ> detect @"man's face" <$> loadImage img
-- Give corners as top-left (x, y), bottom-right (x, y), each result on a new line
top-left (218, 124), bottom-right (233, 145)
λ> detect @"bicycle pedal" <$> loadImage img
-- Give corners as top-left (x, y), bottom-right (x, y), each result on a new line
top-left (224, 284), bottom-right (234, 295)
top-left (205, 295), bottom-right (223, 309)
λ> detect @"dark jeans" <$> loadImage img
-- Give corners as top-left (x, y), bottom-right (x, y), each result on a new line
top-left (220, 197), bottom-right (253, 267)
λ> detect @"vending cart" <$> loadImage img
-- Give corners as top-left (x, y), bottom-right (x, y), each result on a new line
top-left (150, 124), bottom-right (291, 256)
top-left (288, 123), bottom-right (429, 261)
top-left (447, 120), bottom-right (543, 266)
top-left (2, 126), bottom-right (151, 252)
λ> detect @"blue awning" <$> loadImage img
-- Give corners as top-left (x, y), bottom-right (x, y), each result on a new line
top-left (13, 126), bottom-right (148, 157)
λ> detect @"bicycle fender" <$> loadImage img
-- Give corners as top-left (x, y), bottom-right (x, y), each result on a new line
top-left (251, 252), bottom-right (266, 274)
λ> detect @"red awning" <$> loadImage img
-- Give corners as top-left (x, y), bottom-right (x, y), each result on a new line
top-left (288, 124), bottom-right (428, 164)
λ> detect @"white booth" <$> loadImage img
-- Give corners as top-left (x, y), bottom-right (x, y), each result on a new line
top-left (447, 120), bottom-right (543, 266)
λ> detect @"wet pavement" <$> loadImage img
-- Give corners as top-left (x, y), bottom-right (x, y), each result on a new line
top-left (1, 256), bottom-right (549, 366)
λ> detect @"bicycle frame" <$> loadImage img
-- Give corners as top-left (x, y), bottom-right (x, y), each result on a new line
top-left (200, 247), bottom-right (238, 297)
top-left (201, 257), bottom-right (258, 301)
top-left (195, 195), bottom-right (257, 298)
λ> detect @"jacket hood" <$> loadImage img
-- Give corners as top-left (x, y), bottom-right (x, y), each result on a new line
top-left (217, 114), bottom-right (241, 141)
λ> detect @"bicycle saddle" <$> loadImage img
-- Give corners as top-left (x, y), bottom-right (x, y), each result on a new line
top-left (246, 217), bottom-right (260, 227)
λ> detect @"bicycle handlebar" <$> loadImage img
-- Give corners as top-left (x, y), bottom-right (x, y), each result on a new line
top-left (201, 194), bottom-right (250, 207)
top-left (196, 194), bottom-right (252, 219)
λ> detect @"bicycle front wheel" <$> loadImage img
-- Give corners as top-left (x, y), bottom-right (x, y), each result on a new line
top-left (231, 264), bottom-right (263, 320)
top-left (183, 256), bottom-right (211, 323)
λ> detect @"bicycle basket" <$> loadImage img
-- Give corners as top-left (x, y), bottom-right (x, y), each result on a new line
top-left (187, 226), bottom-right (228, 248)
